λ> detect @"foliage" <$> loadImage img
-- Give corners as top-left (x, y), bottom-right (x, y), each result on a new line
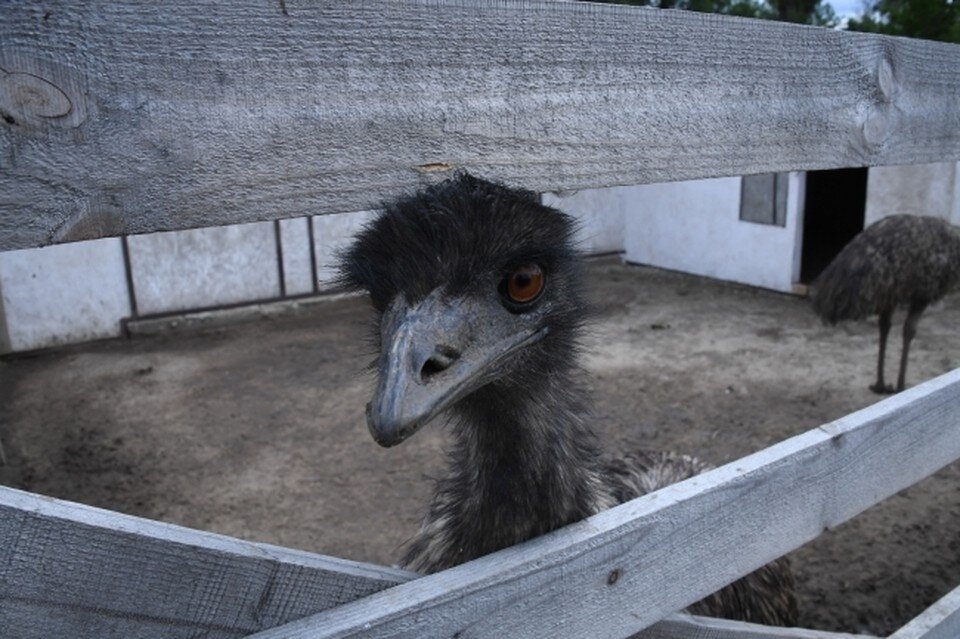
top-left (847, 0), bottom-right (960, 42)
top-left (589, 0), bottom-right (838, 26)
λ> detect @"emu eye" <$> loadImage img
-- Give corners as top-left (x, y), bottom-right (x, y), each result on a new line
top-left (502, 264), bottom-right (545, 305)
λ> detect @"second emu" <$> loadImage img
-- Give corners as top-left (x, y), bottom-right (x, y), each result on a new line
top-left (812, 215), bottom-right (960, 393)
top-left (339, 173), bottom-right (797, 625)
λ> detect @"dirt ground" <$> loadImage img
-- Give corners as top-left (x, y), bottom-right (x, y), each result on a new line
top-left (1, 259), bottom-right (958, 636)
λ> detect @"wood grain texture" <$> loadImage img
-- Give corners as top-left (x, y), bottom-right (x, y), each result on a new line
top-left (0, 482), bottom-right (873, 639)
top-left (0, 493), bottom-right (877, 639)
top-left (888, 585), bottom-right (960, 639)
top-left (0, 486), bottom-right (415, 639)
top-left (248, 368), bottom-right (960, 639)
top-left (2, 0), bottom-right (960, 251)
top-left (638, 614), bottom-right (877, 639)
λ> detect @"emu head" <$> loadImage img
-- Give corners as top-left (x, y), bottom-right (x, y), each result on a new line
top-left (338, 174), bottom-right (585, 447)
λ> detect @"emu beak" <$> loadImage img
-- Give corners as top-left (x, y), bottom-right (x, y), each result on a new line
top-left (367, 289), bottom-right (547, 447)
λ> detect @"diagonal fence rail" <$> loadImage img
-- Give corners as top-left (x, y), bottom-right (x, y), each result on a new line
top-left (247, 369), bottom-right (960, 639)
top-left (2, 368), bottom-right (958, 638)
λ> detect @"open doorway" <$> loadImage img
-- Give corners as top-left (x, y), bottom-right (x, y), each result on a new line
top-left (800, 168), bottom-right (868, 283)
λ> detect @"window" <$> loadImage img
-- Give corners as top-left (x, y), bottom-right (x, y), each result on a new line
top-left (740, 173), bottom-right (788, 227)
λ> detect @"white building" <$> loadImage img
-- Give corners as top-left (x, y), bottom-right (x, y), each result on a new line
top-left (2, 162), bottom-right (958, 354)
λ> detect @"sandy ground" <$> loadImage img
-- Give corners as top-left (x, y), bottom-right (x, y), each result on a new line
top-left (1, 259), bottom-right (958, 636)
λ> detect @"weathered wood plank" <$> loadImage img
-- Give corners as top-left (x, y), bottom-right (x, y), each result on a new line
top-left (0, 485), bottom-right (415, 639)
top-left (248, 368), bottom-right (960, 639)
top-left (0, 471), bottom-right (875, 639)
top-left (888, 585), bottom-right (960, 639)
top-left (2, 0), bottom-right (959, 251)
top-left (638, 614), bottom-right (877, 639)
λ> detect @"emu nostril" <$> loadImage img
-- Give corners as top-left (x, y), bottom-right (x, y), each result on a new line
top-left (419, 345), bottom-right (461, 381)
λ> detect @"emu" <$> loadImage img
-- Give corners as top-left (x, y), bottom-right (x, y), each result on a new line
top-left (339, 173), bottom-right (797, 625)
top-left (811, 215), bottom-right (960, 394)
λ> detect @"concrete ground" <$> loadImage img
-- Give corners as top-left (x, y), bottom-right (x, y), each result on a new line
top-left (1, 258), bottom-right (958, 635)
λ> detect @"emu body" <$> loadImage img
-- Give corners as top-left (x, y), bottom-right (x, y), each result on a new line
top-left (812, 215), bottom-right (960, 393)
top-left (339, 174), bottom-right (797, 625)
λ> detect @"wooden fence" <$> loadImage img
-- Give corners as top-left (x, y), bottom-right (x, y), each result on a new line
top-left (2, 1), bottom-right (960, 638)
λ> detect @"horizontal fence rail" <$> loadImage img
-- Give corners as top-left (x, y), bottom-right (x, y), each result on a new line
top-left (2, 0), bottom-right (960, 250)
top-left (637, 614), bottom-right (877, 639)
top-left (0, 487), bottom-right (415, 639)
top-left (888, 585), bottom-right (960, 639)
top-left (247, 368), bottom-right (960, 639)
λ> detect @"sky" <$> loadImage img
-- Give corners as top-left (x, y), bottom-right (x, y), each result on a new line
top-left (829, 0), bottom-right (869, 22)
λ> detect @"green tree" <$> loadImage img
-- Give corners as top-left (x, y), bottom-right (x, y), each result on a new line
top-left (589, 0), bottom-right (837, 26)
top-left (847, 0), bottom-right (960, 42)
top-left (769, 0), bottom-right (838, 24)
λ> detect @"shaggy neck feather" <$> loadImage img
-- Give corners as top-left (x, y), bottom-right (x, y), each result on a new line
top-left (440, 370), bottom-right (606, 559)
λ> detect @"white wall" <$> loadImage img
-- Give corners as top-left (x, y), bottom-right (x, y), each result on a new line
top-left (618, 175), bottom-right (805, 293)
top-left (543, 190), bottom-right (627, 254)
top-left (279, 218), bottom-right (315, 296)
top-left (0, 174), bottom-right (814, 353)
top-left (127, 221), bottom-right (281, 315)
top-left (313, 211), bottom-right (377, 288)
top-left (0, 210), bottom-right (406, 353)
top-left (0, 239), bottom-right (131, 352)
top-left (865, 161), bottom-right (960, 226)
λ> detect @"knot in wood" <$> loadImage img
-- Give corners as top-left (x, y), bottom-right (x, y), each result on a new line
top-left (607, 568), bottom-right (621, 586)
top-left (858, 56), bottom-right (898, 151)
top-left (877, 59), bottom-right (895, 102)
top-left (861, 104), bottom-right (889, 149)
top-left (415, 162), bottom-right (456, 174)
top-left (0, 70), bottom-right (73, 123)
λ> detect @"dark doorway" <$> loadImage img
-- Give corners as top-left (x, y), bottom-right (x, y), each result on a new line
top-left (800, 168), bottom-right (868, 283)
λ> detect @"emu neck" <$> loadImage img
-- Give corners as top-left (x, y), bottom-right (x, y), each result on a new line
top-left (442, 372), bottom-right (605, 561)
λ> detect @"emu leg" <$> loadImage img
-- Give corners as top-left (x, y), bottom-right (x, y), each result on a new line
top-left (896, 301), bottom-right (928, 392)
top-left (870, 310), bottom-right (895, 394)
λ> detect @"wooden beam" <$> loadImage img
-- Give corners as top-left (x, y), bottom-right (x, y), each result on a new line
top-left (888, 585), bottom-right (960, 639)
top-left (0, 485), bottom-right (415, 638)
top-left (0, 480), bottom-right (874, 639)
top-left (248, 368), bottom-right (960, 639)
top-left (2, 1), bottom-right (960, 250)
top-left (638, 614), bottom-right (877, 639)
top-left (0, 488), bottom-right (882, 639)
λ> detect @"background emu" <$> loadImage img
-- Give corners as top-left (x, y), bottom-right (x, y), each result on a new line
top-left (339, 173), bottom-right (797, 625)
top-left (811, 215), bottom-right (960, 394)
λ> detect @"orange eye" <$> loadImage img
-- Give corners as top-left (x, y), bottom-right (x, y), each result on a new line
top-left (505, 264), bottom-right (545, 304)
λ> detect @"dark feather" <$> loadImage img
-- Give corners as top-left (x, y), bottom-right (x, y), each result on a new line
top-left (340, 173), bottom-right (798, 626)
top-left (812, 215), bottom-right (960, 323)
top-left (811, 214), bottom-right (960, 392)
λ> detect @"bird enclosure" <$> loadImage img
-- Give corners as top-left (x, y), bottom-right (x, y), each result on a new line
top-left (2, 2), bottom-right (960, 638)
